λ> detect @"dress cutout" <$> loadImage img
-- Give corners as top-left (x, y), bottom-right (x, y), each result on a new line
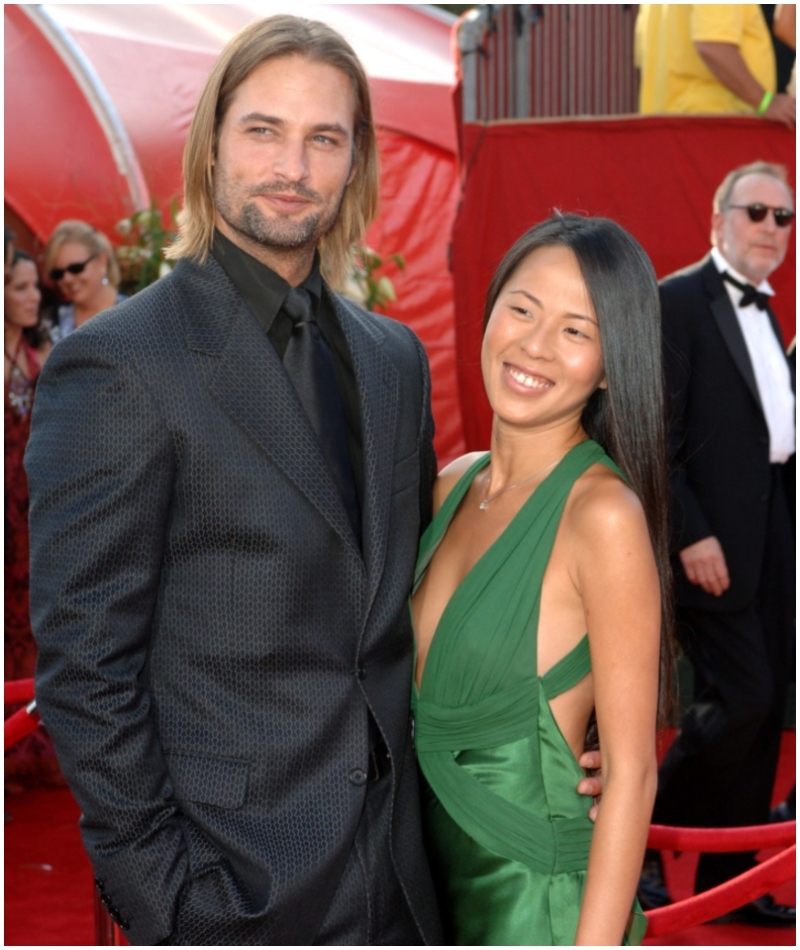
top-left (412, 439), bottom-right (646, 946)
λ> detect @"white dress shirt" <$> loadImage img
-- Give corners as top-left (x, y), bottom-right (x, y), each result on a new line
top-left (711, 247), bottom-right (795, 463)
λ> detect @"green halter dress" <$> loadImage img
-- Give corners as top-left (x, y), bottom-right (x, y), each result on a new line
top-left (411, 440), bottom-right (646, 946)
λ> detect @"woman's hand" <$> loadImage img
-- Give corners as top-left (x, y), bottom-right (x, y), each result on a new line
top-left (578, 750), bottom-right (602, 821)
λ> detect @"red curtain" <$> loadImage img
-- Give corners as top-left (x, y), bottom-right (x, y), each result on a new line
top-left (367, 131), bottom-right (465, 466)
top-left (452, 115), bottom-right (796, 450)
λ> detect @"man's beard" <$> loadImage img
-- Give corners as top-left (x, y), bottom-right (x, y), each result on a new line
top-left (214, 172), bottom-right (345, 252)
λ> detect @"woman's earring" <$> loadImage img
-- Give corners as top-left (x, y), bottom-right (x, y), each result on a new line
top-left (102, 274), bottom-right (109, 286)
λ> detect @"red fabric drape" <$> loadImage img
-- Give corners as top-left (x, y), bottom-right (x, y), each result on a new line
top-left (368, 132), bottom-right (465, 466)
top-left (452, 116), bottom-right (796, 450)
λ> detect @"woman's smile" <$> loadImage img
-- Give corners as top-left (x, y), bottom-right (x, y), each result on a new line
top-left (504, 362), bottom-right (555, 392)
top-left (482, 244), bottom-right (606, 431)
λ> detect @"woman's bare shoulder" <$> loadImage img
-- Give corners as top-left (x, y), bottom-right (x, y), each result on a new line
top-left (567, 462), bottom-right (648, 549)
top-left (432, 451), bottom-right (488, 516)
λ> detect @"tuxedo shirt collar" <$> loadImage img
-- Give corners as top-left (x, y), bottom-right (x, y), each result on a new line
top-left (710, 246), bottom-right (775, 303)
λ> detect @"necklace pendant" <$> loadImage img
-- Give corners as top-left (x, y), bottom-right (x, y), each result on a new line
top-left (479, 499), bottom-right (489, 510)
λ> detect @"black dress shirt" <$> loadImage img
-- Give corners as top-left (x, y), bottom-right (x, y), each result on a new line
top-left (211, 230), bottom-right (364, 514)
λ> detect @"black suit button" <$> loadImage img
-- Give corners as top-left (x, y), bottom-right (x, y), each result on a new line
top-left (119, 918), bottom-right (130, 931)
top-left (357, 664), bottom-right (366, 680)
top-left (101, 893), bottom-right (112, 907)
top-left (94, 878), bottom-right (105, 891)
top-left (349, 768), bottom-right (368, 786)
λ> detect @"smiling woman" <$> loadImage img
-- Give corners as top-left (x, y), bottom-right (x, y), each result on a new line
top-left (480, 244), bottom-right (607, 433)
top-left (410, 214), bottom-right (673, 946)
top-left (44, 220), bottom-right (125, 339)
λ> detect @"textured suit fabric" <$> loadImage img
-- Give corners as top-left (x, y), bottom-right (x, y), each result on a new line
top-left (653, 254), bottom-right (795, 890)
top-left (25, 255), bottom-right (442, 945)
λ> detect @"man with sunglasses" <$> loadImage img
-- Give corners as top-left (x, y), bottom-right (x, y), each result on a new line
top-left (639, 161), bottom-right (795, 925)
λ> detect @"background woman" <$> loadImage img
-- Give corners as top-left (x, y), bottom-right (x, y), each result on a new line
top-left (411, 215), bottom-right (672, 945)
top-left (5, 249), bottom-right (58, 787)
top-left (44, 220), bottom-right (124, 340)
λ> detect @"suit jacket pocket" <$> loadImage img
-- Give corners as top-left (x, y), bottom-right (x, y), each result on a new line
top-left (392, 450), bottom-right (419, 495)
top-left (165, 752), bottom-right (250, 809)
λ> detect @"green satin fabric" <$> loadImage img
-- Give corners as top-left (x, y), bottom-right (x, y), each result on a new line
top-left (412, 440), bottom-right (646, 946)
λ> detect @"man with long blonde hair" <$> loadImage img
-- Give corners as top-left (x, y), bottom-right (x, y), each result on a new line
top-left (27, 15), bottom-right (441, 945)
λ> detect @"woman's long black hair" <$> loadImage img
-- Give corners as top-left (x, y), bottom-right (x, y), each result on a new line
top-left (484, 213), bottom-right (674, 724)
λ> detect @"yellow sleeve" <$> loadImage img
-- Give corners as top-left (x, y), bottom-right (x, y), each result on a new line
top-left (690, 4), bottom-right (746, 45)
top-left (634, 6), bottom-right (646, 69)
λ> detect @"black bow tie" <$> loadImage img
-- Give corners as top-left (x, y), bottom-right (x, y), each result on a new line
top-left (721, 271), bottom-right (770, 311)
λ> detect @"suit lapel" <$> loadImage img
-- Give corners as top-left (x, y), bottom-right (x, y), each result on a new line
top-left (703, 259), bottom-right (764, 414)
top-left (330, 293), bottom-right (400, 621)
top-left (181, 258), bottom-right (363, 563)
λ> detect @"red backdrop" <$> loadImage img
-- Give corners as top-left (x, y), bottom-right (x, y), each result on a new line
top-left (4, 4), bottom-right (466, 468)
top-left (367, 132), bottom-right (463, 465)
top-left (452, 115), bottom-right (796, 450)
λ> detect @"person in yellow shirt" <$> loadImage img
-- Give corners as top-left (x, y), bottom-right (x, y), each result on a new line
top-left (636, 4), bottom-right (795, 128)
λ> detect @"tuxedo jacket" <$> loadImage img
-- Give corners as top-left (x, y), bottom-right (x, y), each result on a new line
top-left (26, 256), bottom-right (441, 945)
top-left (661, 254), bottom-right (795, 613)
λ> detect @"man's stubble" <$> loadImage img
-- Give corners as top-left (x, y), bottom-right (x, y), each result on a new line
top-left (213, 164), bottom-right (347, 255)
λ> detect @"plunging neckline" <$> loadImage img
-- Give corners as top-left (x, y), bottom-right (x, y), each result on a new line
top-left (411, 442), bottom-right (588, 695)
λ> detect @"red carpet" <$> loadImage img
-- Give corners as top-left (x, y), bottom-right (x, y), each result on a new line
top-left (4, 731), bottom-right (795, 946)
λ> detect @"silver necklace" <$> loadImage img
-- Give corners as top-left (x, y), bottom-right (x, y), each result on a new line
top-left (479, 457), bottom-right (561, 510)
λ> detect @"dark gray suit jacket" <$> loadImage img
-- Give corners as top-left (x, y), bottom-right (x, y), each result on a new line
top-left (26, 256), bottom-right (440, 945)
top-left (661, 254), bottom-right (795, 613)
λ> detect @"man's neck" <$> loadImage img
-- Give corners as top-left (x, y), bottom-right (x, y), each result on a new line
top-left (710, 246), bottom-right (773, 291)
top-left (214, 219), bottom-right (316, 287)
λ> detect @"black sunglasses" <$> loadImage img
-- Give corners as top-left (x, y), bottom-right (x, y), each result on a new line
top-left (49, 254), bottom-right (96, 282)
top-left (726, 204), bottom-right (795, 228)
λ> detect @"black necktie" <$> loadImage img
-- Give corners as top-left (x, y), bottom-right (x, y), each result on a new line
top-left (282, 288), bottom-right (361, 543)
top-left (721, 271), bottom-right (770, 311)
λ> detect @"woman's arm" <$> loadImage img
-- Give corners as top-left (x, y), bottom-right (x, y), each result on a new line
top-left (571, 476), bottom-right (661, 946)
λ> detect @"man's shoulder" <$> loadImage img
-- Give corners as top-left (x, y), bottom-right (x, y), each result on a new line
top-left (117, 256), bottom-right (233, 317)
top-left (659, 254), bottom-right (720, 312)
top-left (659, 254), bottom-right (714, 292)
top-left (58, 257), bottom-right (235, 355)
top-left (328, 289), bottom-right (422, 357)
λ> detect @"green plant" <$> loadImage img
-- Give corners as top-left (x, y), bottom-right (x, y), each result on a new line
top-left (344, 246), bottom-right (405, 312)
top-left (115, 200), bottom-right (178, 296)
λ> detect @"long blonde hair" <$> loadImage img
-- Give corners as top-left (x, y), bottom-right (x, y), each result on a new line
top-left (166, 15), bottom-right (380, 288)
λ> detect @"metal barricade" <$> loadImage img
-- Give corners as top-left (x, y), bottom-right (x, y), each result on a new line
top-left (458, 4), bottom-right (639, 122)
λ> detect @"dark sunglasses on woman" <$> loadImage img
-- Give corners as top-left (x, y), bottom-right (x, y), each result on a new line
top-left (727, 204), bottom-right (796, 227)
top-left (49, 254), bottom-right (96, 282)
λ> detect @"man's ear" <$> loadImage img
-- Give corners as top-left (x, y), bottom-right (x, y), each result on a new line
top-left (710, 211), bottom-right (724, 248)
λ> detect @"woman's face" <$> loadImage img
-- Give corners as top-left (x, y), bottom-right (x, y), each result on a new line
top-left (52, 240), bottom-right (107, 305)
top-left (481, 244), bottom-right (606, 432)
top-left (4, 259), bottom-right (42, 329)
